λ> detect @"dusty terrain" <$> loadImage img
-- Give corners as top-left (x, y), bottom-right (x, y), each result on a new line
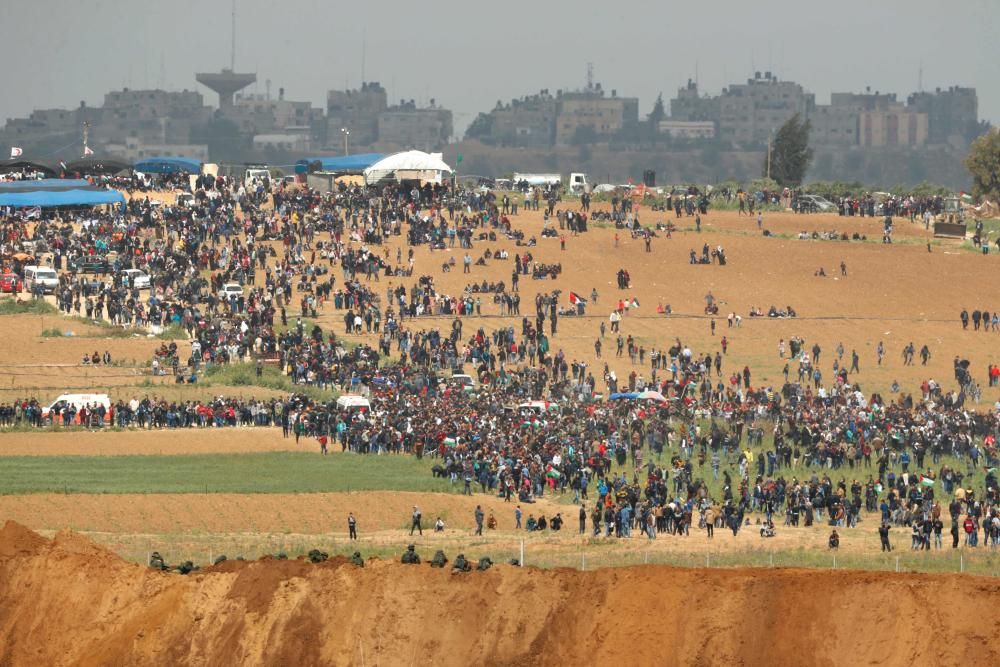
top-left (1, 522), bottom-right (998, 667)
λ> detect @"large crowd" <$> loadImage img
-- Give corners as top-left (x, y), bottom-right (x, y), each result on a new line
top-left (2, 169), bottom-right (1000, 552)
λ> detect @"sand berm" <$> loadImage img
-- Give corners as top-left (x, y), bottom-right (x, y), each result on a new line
top-left (2, 522), bottom-right (998, 666)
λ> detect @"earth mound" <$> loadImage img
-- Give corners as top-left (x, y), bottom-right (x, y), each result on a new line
top-left (0, 521), bottom-right (997, 666)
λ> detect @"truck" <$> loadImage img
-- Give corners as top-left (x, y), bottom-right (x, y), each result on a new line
top-left (511, 172), bottom-right (592, 194)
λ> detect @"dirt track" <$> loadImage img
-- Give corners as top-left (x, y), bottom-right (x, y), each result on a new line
top-left (1, 522), bottom-right (997, 667)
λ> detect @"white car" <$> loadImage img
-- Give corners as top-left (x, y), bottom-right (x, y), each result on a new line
top-left (121, 269), bottom-right (151, 289)
top-left (23, 265), bottom-right (59, 294)
top-left (218, 283), bottom-right (244, 300)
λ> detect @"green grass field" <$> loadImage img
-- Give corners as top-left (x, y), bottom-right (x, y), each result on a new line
top-left (0, 451), bottom-right (441, 494)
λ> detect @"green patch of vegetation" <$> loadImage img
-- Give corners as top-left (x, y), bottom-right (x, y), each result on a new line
top-left (0, 299), bottom-right (58, 316)
top-left (40, 327), bottom-right (65, 338)
top-left (0, 451), bottom-right (441, 494)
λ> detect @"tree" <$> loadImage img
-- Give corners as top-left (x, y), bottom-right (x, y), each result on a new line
top-left (644, 93), bottom-right (666, 143)
top-left (647, 93), bottom-right (666, 125)
top-left (765, 114), bottom-right (813, 187)
top-left (965, 128), bottom-right (1000, 201)
top-left (464, 112), bottom-right (494, 141)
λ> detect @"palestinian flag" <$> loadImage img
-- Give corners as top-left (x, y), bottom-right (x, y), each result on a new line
top-left (920, 476), bottom-right (935, 487)
top-left (630, 297), bottom-right (640, 309)
top-left (569, 291), bottom-right (587, 305)
top-left (960, 192), bottom-right (973, 202)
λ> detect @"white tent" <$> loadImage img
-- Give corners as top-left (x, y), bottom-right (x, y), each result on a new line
top-left (364, 150), bottom-right (453, 185)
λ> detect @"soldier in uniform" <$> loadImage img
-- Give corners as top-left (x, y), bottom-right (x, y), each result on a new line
top-left (401, 544), bottom-right (421, 564)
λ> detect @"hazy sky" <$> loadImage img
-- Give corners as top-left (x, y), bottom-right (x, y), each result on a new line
top-left (3, 0), bottom-right (998, 135)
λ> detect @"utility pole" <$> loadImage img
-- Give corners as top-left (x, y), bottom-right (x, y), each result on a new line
top-left (341, 127), bottom-right (350, 156)
top-left (766, 128), bottom-right (773, 180)
top-left (83, 121), bottom-right (90, 157)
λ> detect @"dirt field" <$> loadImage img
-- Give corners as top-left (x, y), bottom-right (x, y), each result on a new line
top-left (0, 428), bottom-right (292, 456)
top-left (1, 522), bottom-right (998, 667)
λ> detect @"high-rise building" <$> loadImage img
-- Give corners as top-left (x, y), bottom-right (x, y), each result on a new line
top-left (326, 82), bottom-right (387, 148)
top-left (554, 85), bottom-right (639, 146)
top-left (377, 101), bottom-right (453, 151)
top-left (716, 72), bottom-right (814, 146)
top-left (906, 86), bottom-right (979, 145)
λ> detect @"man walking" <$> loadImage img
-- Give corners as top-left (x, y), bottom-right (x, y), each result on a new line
top-left (879, 522), bottom-right (892, 552)
top-left (410, 506), bottom-right (423, 536)
top-left (348, 512), bottom-right (358, 540)
top-left (474, 505), bottom-right (484, 536)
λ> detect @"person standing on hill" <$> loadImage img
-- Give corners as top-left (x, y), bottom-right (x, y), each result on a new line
top-left (348, 512), bottom-right (358, 540)
top-left (474, 505), bottom-right (484, 536)
top-left (410, 506), bottom-right (423, 536)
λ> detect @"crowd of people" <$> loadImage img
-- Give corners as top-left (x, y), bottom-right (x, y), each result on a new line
top-left (3, 170), bottom-right (1000, 556)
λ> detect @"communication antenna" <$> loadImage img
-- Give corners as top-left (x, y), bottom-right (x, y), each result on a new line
top-left (586, 62), bottom-right (594, 90)
top-left (361, 28), bottom-right (367, 85)
top-left (918, 60), bottom-right (923, 93)
top-left (231, 0), bottom-right (236, 71)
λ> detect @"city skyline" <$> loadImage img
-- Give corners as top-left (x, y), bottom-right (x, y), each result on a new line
top-left (3, 0), bottom-right (998, 137)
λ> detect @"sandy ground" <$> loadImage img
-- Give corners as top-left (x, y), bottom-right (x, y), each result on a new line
top-left (1, 522), bottom-right (998, 667)
top-left (0, 428), bottom-right (294, 456)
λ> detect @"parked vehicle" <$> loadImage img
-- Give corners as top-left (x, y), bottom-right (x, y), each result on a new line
top-left (794, 194), bottom-right (837, 212)
top-left (42, 393), bottom-right (113, 425)
top-left (0, 272), bottom-right (23, 293)
top-left (218, 283), bottom-right (244, 300)
top-left (120, 269), bottom-right (151, 289)
top-left (23, 265), bottom-right (59, 293)
top-left (511, 172), bottom-right (592, 194)
top-left (69, 256), bottom-right (110, 274)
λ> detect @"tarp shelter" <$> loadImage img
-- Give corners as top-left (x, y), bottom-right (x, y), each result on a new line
top-left (295, 153), bottom-right (384, 174)
top-left (64, 157), bottom-right (132, 175)
top-left (0, 159), bottom-right (61, 177)
top-left (0, 179), bottom-right (90, 191)
top-left (364, 151), bottom-right (453, 185)
top-left (0, 188), bottom-right (126, 208)
top-left (133, 156), bottom-right (203, 174)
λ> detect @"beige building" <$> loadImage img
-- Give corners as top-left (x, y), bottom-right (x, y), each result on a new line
top-left (712, 73), bottom-right (815, 146)
top-left (858, 108), bottom-right (928, 147)
top-left (555, 89), bottom-right (639, 146)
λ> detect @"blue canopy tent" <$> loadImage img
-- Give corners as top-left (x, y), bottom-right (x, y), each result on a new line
top-left (295, 153), bottom-right (384, 174)
top-left (0, 188), bottom-right (126, 208)
top-left (0, 179), bottom-right (90, 192)
top-left (133, 157), bottom-right (203, 174)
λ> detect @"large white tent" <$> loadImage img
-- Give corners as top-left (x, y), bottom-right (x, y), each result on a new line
top-left (363, 150), bottom-right (453, 185)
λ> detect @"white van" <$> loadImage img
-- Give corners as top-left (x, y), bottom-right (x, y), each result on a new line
top-left (244, 167), bottom-right (271, 190)
top-left (24, 265), bottom-right (59, 294)
top-left (336, 395), bottom-right (371, 411)
top-left (43, 393), bottom-right (113, 424)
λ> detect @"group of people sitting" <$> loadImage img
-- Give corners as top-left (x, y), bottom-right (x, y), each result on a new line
top-left (81, 350), bottom-right (112, 365)
top-left (748, 305), bottom-right (798, 318)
